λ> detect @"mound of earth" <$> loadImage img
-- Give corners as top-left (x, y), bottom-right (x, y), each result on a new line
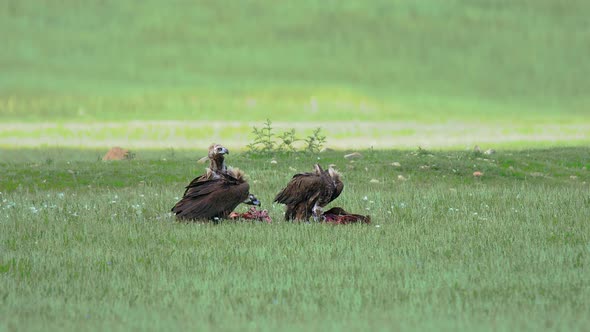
top-left (102, 147), bottom-right (131, 161)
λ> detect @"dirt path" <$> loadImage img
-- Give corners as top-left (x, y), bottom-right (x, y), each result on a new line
top-left (0, 121), bottom-right (588, 149)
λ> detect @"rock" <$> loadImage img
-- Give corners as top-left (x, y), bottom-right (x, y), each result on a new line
top-left (270, 160), bottom-right (278, 164)
top-left (391, 162), bottom-right (401, 167)
top-left (484, 149), bottom-right (496, 155)
top-left (344, 152), bottom-right (363, 160)
top-left (320, 147), bottom-right (334, 153)
top-left (370, 179), bottom-right (380, 183)
top-left (397, 175), bottom-right (407, 181)
top-left (103, 147), bottom-right (131, 161)
top-left (473, 171), bottom-right (483, 177)
top-left (473, 145), bottom-right (481, 153)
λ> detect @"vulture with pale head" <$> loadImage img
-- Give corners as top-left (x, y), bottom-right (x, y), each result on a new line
top-left (274, 164), bottom-right (343, 221)
top-left (171, 144), bottom-right (260, 221)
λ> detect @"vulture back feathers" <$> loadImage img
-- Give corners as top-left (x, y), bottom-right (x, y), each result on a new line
top-left (274, 164), bottom-right (343, 221)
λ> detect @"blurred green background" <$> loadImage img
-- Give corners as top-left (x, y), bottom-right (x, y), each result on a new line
top-left (1, 3), bottom-right (589, 330)
top-left (1, 0), bottom-right (589, 148)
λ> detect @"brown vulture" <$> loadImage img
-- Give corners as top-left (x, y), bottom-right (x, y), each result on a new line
top-left (274, 164), bottom-right (344, 221)
top-left (171, 144), bottom-right (260, 221)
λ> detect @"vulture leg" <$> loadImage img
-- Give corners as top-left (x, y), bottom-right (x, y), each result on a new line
top-left (294, 205), bottom-right (310, 221)
top-left (312, 203), bottom-right (325, 222)
top-left (284, 206), bottom-right (295, 221)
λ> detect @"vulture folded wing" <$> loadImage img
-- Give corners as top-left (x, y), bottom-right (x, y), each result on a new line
top-left (273, 173), bottom-right (325, 205)
top-left (181, 174), bottom-right (206, 196)
top-left (172, 177), bottom-right (250, 220)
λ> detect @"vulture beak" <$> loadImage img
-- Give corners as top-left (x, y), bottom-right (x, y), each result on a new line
top-left (217, 146), bottom-right (229, 155)
top-left (243, 194), bottom-right (261, 206)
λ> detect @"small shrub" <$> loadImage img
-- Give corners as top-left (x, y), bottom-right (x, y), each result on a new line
top-left (415, 146), bottom-right (433, 157)
top-left (247, 119), bottom-right (327, 155)
top-left (277, 128), bottom-right (299, 154)
top-left (247, 119), bottom-right (275, 154)
top-left (304, 127), bottom-right (326, 154)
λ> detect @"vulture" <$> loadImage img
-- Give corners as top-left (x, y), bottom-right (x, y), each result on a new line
top-left (171, 144), bottom-right (260, 221)
top-left (274, 164), bottom-right (343, 221)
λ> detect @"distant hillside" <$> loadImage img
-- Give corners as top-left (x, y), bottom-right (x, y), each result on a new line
top-left (1, 0), bottom-right (588, 122)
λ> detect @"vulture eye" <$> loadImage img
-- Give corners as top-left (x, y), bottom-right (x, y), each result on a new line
top-left (217, 147), bottom-right (223, 151)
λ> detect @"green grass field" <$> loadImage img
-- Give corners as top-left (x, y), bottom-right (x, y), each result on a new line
top-left (1, 0), bottom-right (590, 330)
top-left (1, 148), bottom-right (589, 331)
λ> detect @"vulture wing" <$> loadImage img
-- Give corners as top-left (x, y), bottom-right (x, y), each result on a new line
top-left (274, 164), bottom-right (344, 221)
top-left (273, 172), bottom-right (325, 206)
top-left (274, 168), bottom-right (333, 220)
top-left (181, 174), bottom-right (207, 196)
top-left (180, 166), bottom-right (224, 196)
top-left (172, 173), bottom-right (250, 220)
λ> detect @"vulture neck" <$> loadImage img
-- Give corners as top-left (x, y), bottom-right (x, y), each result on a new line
top-left (209, 155), bottom-right (227, 173)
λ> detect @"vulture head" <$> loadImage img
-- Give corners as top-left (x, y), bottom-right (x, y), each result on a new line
top-left (207, 144), bottom-right (229, 172)
top-left (243, 193), bottom-right (261, 206)
top-left (328, 165), bottom-right (341, 183)
top-left (208, 143), bottom-right (229, 173)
